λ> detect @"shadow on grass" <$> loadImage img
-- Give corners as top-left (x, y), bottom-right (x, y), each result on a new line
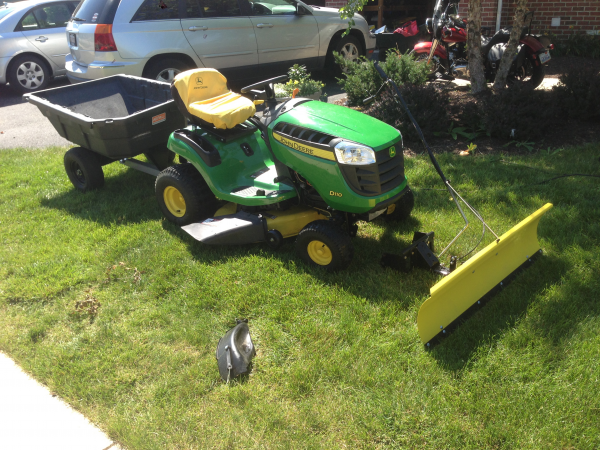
top-left (40, 168), bottom-right (161, 225)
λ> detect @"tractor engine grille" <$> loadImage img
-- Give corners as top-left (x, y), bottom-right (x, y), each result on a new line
top-left (273, 122), bottom-right (404, 197)
top-left (273, 122), bottom-right (336, 146)
top-left (338, 147), bottom-right (405, 197)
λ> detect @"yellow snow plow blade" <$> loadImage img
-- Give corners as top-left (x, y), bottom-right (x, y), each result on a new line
top-left (417, 203), bottom-right (553, 345)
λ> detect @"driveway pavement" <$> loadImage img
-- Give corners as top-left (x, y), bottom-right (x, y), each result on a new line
top-left (0, 352), bottom-right (121, 450)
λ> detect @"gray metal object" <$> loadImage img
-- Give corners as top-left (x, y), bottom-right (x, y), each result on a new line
top-left (181, 211), bottom-right (267, 245)
top-left (216, 319), bottom-right (256, 382)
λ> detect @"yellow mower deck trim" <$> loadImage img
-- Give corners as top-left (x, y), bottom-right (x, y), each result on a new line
top-left (417, 203), bottom-right (553, 345)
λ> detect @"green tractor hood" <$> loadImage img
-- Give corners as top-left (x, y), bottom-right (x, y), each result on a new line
top-left (276, 100), bottom-right (401, 151)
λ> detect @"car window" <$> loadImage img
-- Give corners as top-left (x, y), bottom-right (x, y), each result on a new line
top-left (32, 3), bottom-right (73, 28)
top-left (71, 0), bottom-right (120, 24)
top-left (131, 0), bottom-right (178, 21)
top-left (183, 0), bottom-right (202, 19)
top-left (19, 12), bottom-right (40, 30)
top-left (202, 0), bottom-right (241, 18)
top-left (251, 0), bottom-right (296, 16)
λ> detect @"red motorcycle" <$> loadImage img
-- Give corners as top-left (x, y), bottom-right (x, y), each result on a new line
top-left (412, 0), bottom-right (552, 88)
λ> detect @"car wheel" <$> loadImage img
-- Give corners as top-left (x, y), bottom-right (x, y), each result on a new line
top-left (330, 35), bottom-right (363, 76)
top-left (143, 58), bottom-right (193, 83)
top-left (7, 54), bottom-right (50, 93)
top-left (295, 220), bottom-right (354, 272)
top-left (155, 164), bottom-right (219, 226)
top-left (64, 147), bottom-right (105, 192)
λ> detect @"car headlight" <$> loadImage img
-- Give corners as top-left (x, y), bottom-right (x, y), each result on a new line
top-left (334, 141), bottom-right (376, 165)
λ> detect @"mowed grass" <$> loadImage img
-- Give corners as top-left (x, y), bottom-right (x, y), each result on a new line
top-left (0, 144), bottom-right (599, 449)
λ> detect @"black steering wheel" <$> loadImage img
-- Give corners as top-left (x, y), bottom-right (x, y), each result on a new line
top-left (240, 75), bottom-right (289, 94)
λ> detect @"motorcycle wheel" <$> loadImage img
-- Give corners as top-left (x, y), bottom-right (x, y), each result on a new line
top-left (507, 53), bottom-right (545, 89)
top-left (410, 51), bottom-right (445, 80)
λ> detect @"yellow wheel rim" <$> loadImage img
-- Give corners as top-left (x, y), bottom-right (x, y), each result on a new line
top-left (163, 186), bottom-right (186, 217)
top-left (307, 240), bottom-right (333, 266)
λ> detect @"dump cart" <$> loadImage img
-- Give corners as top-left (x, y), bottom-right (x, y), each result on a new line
top-left (375, 25), bottom-right (429, 60)
top-left (24, 75), bottom-right (185, 191)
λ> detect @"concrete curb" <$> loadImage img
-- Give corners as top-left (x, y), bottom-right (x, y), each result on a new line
top-left (0, 352), bottom-right (122, 450)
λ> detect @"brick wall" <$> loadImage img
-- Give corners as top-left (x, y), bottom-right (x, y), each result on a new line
top-left (457, 0), bottom-right (600, 38)
top-left (325, 0), bottom-right (600, 38)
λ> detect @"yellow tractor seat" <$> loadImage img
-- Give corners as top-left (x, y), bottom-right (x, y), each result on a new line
top-left (171, 68), bottom-right (256, 130)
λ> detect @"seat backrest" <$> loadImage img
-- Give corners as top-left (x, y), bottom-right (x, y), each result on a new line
top-left (172, 68), bottom-right (230, 107)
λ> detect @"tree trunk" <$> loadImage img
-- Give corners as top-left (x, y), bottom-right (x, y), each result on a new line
top-left (493, 0), bottom-right (528, 90)
top-left (467, 0), bottom-right (487, 94)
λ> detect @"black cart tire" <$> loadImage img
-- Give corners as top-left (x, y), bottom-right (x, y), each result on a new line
top-left (155, 164), bottom-right (218, 226)
top-left (64, 147), bottom-right (105, 192)
top-left (330, 35), bottom-right (363, 76)
top-left (385, 189), bottom-right (414, 222)
top-left (295, 220), bottom-right (354, 272)
top-left (143, 58), bottom-right (193, 83)
top-left (7, 54), bottom-right (50, 93)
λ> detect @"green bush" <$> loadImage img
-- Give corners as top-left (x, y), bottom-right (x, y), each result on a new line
top-left (554, 33), bottom-right (600, 59)
top-left (335, 50), bottom-right (429, 106)
top-left (365, 84), bottom-right (451, 142)
top-left (479, 84), bottom-right (560, 140)
top-left (554, 67), bottom-right (600, 120)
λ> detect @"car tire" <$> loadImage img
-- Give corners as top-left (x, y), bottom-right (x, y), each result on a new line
top-left (143, 58), bottom-right (193, 83)
top-left (295, 220), bottom-right (354, 272)
top-left (155, 164), bottom-right (219, 226)
top-left (7, 54), bottom-right (50, 93)
top-left (330, 35), bottom-right (363, 77)
top-left (64, 147), bottom-right (105, 192)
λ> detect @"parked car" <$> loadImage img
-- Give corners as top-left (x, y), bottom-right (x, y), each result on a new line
top-left (65, 0), bottom-right (376, 84)
top-left (0, 0), bottom-right (80, 92)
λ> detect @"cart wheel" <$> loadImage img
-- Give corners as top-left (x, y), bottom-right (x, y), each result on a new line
top-left (64, 147), bottom-right (104, 192)
top-left (295, 220), bottom-right (354, 272)
top-left (385, 189), bottom-right (414, 222)
top-left (155, 164), bottom-right (218, 226)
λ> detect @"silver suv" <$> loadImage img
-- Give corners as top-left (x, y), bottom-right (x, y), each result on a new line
top-left (65, 0), bottom-right (375, 83)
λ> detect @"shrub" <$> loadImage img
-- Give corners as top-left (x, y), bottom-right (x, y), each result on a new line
top-left (275, 64), bottom-right (324, 98)
top-left (365, 84), bottom-right (451, 142)
top-left (479, 84), bottom-right (560, 140)
top-left (554, 33), bottom-right (600, 59)
top-left (335, 50), bottom-right (429, 106)
top-left (554, 67), bottom-right (600, 121)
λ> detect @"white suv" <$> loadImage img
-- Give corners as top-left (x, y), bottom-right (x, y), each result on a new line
top-left (65, 0), bottom-right (375, 84)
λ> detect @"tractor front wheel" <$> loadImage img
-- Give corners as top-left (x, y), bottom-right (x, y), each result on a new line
top-left (155, 164), bottom-right (218, 226)
top-left (295, 220), bottom-right (354, 272)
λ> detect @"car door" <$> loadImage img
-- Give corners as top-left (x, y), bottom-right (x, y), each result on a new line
top-left (180, 0), bottom-right (258, 74)
top-left (18, 2), bottom-right (78, 74)
top-left (246, 0), bottom-right (319, 72)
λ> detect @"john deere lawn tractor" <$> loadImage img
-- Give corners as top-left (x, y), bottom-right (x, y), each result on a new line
top-left (158, 68), bottom-right (414, 272)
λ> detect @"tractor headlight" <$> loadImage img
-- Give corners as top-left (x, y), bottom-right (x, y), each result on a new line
top-left (334, 141), bottom-right (376, 165)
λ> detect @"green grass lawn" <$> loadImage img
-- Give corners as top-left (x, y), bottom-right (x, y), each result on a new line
top-left (1, 144), bottom-right (599, 449)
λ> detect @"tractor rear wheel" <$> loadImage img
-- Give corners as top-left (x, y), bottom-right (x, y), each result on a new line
top-left (155, 164), bottom-right (218, 226)
top-left (295, 220), bottom-right (354, 272)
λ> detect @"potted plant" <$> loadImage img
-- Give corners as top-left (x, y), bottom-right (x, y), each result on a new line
top-left (275, 64), bottom-right (325, 101)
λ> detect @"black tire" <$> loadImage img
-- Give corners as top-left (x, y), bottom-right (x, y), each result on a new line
top-left (64, 147), bottom-right (104, 192)
top-left (410, 51), bottom-right (445, 80)
top-left (507, 54), bottom-right (545, 89)
top-left (7, 54), bottom-right (50, 93)
top-left (330, 35), bottom-right (363, 77)
top-left (155, 164), bottom-right (218, 226)
top-left (295, 220), bottom-right (354, 272)
top-left (143, 58), bottom-right (193, 83)
top-left (266, 229), bottom-right (284, 250)
top-left (384, 189), bottom-right (414, 222)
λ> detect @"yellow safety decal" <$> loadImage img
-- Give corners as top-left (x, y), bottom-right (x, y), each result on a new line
top-left (273, 132), bottom-right (335, 161)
